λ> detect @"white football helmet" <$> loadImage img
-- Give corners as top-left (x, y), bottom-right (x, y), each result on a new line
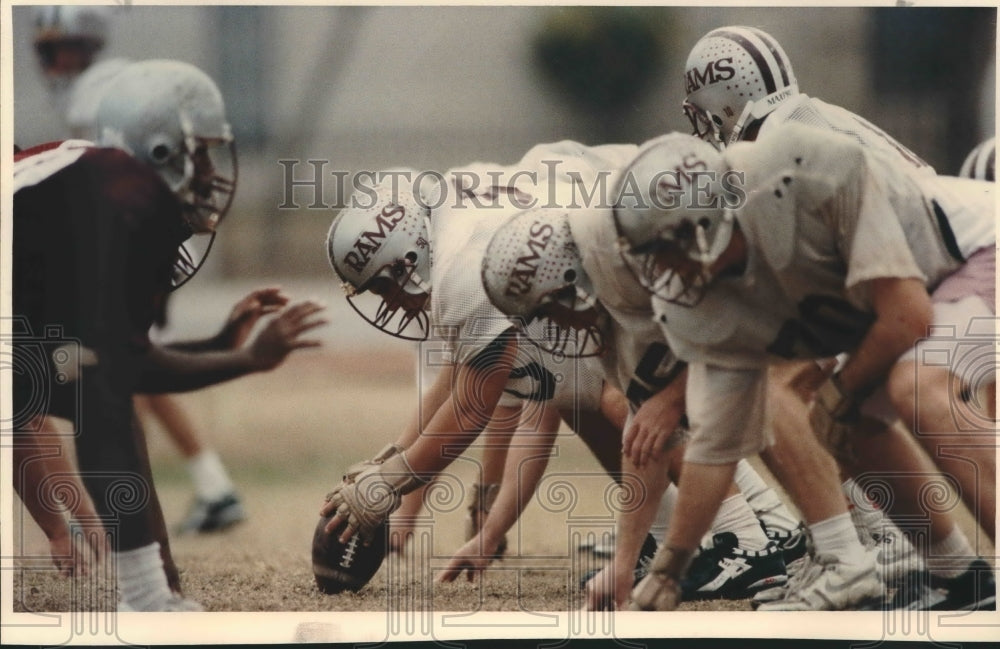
top-left (683, 26), bottom-right (798, 148)
top-left (613, 132), bottom-right (734, 307)
top-left (33, 5), bottom-right (110, 80)
top-left (959, 137), bottom-right (995, 181)
top-left (94, 59), bottom-right (236, 288)
top-left (326, 180), bottom-right (432, 341)
top-left (481, 208), bottom-right (605, 358)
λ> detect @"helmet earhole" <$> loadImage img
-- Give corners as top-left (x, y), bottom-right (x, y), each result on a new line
top-left (564, 269), bottom-right (577, 283)
top-left (404, 251), bottom-right (418, 263)
top-left (150, 143), bottom-right (172, 163)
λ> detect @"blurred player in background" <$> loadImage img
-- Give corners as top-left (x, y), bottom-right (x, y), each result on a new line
top-left (30, 4), bottom-right (254, 536)
top-left (14, 59), bottom-right (326, 610)
top-left (959, 137), bottom-right (996, 182)
top-left (615, 124), bottom-right (995, 611)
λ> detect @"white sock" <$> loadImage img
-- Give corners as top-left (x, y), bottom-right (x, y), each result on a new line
top-left (809, 513), bottom-right (868, 566)
top-left (188, 449), bottom-right (235, 501)
top-left (842, 478), bottom-right (883, 542)
top-left (711, 494), bottom-right (770, 551)
top-left (734, 459), bottom-right (800, 534)
top-left (114, 542), bottom-right (171, 611)
top-left (927, 525), bottom-right (975, 579)
top-left (650, 483), bottom-right (677, 540)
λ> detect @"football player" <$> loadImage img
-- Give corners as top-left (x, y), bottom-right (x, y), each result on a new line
top-left (321, 147), bottom-right (636, 566)
top-left (679, 23), bottom-right (958, 583)
top-left (615, 124), bottom-right (995, 611)
top-left (14, 60), bottom-right (326, 611)
top-left (479, 204), bottom-right (807, 608)
top-left (959, 137), bottom-right (996, 182)
top-left (323, 143), bottom-right (795, 605)
top-left (29, 6), bottom-right (258, 537)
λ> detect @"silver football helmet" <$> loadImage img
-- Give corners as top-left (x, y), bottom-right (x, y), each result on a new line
top-left (959, 137), bottom-right (995, 181)
top-left (327, 180), bottom-right (432, 341)
top-left (683, 26), bottom-right (798, 148)
top-left (95, 60), bottom-right (237, 288)
top-left (33, 5), bottom-right (110, 81)
top-left (613, 132), bottom-right (734, 307)
top-left (481, 208), bottom-right (604, 358)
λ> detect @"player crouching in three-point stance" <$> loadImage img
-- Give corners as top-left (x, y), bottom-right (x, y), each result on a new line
top-left (614, 124), bottom-right (995, 611)
top-left (14, 60), bottom-right (326, 611)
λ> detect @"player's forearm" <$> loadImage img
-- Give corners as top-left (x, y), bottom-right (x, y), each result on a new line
top-left (134, 345), bottom-right (258, 393)
top-left (837, 277), bottom-right (932, 398)
top-left (480, 426), bottom-right (557, 549)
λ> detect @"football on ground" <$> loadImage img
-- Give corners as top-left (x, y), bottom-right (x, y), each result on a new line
top-left (311, 514), bottom-right (389, 594)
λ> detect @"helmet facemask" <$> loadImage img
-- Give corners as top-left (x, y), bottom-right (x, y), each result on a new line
top-left (525, 280), bottom-right (606, 359)
top-left (344, 259), bottom-right (432, 342)
top-left (621, 211), bottom-right (733, 307)
top-left (682, 100), bottom-right (725, 151)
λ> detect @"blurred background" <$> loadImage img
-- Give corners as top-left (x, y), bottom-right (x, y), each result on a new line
top-left (12, 5), bottom-right (996, 289)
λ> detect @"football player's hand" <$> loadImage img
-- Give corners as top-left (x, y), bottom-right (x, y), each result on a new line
top-left (218, 286), bottom-right (289, 349)
top-left (623, 390), bottom-right (682, 468)
top-left (584, 565), bottom-right (633, 611)
top-left (247, 300), bottom-right (327, 371)
top-left (321, 478), bottom-right (398, 545)
top-left (320, 453), bottom-right (424, 545)
top-left (48, 523), bottom-right (105, 577)
top-left (436, 536), bottom-right (498, 583)
top-left (628, 570), bottom-right (681, 611)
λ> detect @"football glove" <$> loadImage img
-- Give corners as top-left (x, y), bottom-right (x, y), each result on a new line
top-left (325, 452), bottom-right (427, 544)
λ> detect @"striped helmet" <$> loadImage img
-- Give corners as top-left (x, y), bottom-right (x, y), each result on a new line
top-left (958, 137), bottom-right (995, 181)
top-left (683, 26), bottom-right (798, 147)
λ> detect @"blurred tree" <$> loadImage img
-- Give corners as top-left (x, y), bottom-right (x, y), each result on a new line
top-left (532, 7), bottom-right (672, 143)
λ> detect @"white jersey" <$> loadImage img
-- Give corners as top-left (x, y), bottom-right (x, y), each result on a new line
top-left (761, 94), bottom-right (991, 260)
top-left (429, 140), bottom-right (634, 410)
top-left (570, 204), bottom-right (684, 411)
top-left (763, 94), bottom-right (935, 176)
top-left (655, 122), bottom-right (996, 461)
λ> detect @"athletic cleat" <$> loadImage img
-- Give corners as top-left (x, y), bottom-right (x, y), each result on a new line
top-left (681, 532), bottom-right (787, 601)
top-left (755, 551), bottom-right (884, 611)
top-left (579, 533), bottom-right (658, 591)
top-left (765, 523), bottom-right (809, 573)
top-left (752, 552), bottom-right (819, 608)
top-left (175, 492), bottom-right (246, 534)
top-left (890, 559), bottom-right (996, 611)
top-left (869, 527), bottom-right (923, 585)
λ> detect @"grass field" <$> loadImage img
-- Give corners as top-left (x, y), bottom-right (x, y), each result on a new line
top-left (8, 290), bottom-right (996, 643)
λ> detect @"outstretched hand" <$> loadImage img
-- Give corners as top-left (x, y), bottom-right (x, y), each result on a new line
top-left (436, 535), bottom-right (499, 583)
top-left (218, 286), bottom-right (290, 349)
top-left (247, 300), bottom-right (327, 371)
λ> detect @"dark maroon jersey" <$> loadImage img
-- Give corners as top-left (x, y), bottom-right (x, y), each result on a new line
top-left (13, 143), bottom-right (190, 420)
